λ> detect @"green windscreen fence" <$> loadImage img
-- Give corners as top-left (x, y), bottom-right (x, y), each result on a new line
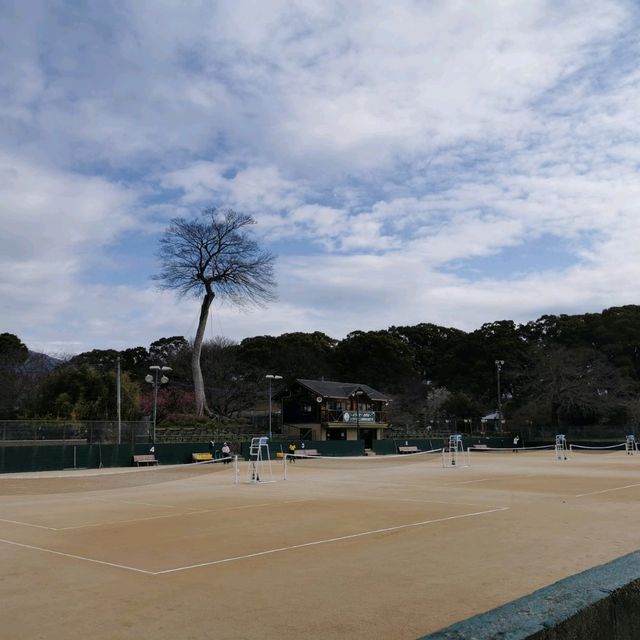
top-left (0, 442), bottom-right (214, 474)
top-left (1, 436), bottom-right (564, 474)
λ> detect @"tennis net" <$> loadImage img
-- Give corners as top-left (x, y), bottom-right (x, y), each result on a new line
top-left (569, 443), bottom-right (628, 454)
top-left (0, 455), bottom-right (238, 496)
top-left (282, 448), bottom-right (443, 478)
top-left (468, 444), bottom-right (556, 454)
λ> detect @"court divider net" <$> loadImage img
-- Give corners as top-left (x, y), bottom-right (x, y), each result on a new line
top-left (282, 448), bottom-right (443, 478)
top-left (0, 455), bottom-right (239, 496)
top-left (468, 444), bottom-right (556, 454)
top-left (569, 443), bottom-right (627, 453)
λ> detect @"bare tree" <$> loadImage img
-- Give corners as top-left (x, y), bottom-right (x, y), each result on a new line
top-left (154, 208), bottom-right (276, 416)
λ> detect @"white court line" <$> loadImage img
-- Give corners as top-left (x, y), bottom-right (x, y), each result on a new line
top-left (575, 482), bottom-right (640, 497)
top-left (225, 499), bottom-right (311, 512)
top-left (0, 504), bottom-right (509, 576)
top-left (443, 472), bottom-right (540, 487)
top-left (0, 537), bottom-right (153, 574)
top-left (0, 517), bottom-right (54, 530)
top-left (3, 498), bottom-right (315, 531)
top-left (58, 499), bottom-right (315, 529)
top-left (347, 494), bottom-right (507, 510)
top-left (87, 497), bottom-right (183, 509)
top-left (56, 510), bottom-right (208, 531)
top-left (153, 506), bottom-right (510, 575)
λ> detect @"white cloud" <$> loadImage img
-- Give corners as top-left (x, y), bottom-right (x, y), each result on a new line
top-left (0, 153), bottom-right (137, 334)
top-left (2, 1), bottom-right (640, 354)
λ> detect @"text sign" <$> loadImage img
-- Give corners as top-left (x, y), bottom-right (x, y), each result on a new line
top-left (342, 411), bottom-right (376, 424)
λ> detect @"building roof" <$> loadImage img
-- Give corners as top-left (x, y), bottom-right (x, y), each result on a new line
top-left (295, 379), bottom-right (392, 403)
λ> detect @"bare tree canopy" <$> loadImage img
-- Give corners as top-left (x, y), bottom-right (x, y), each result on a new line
top-left (154, 208), bottom-right (276, 415)
top-left (154, 208), bottom-right (276, 304)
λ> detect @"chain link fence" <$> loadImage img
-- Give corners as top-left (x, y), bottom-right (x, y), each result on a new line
top-left (0, 420), bottom-right (151, 445)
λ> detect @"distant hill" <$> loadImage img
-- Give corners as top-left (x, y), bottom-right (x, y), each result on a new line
top-left (24, 351), bottom-right (64, 373)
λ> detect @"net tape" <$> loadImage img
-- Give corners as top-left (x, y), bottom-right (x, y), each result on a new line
top-left (569, 443), bottom-right (627, 451)
top-left (286, 448), bottom-right (442, 460)
top-left (469, 444), bottom-right (555, 453)
top-left (284, 448), bottom-right (443, 467)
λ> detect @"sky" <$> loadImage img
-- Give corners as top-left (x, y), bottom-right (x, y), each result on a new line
top-left (2, 0), bottom-right (640, 356)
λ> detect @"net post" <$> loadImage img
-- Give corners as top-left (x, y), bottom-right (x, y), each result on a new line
top-left (283, 453), bottom-right (288, 480)
top-left (233, 455), bottom-right (240, 484)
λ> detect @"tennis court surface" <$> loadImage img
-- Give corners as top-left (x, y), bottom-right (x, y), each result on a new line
top-left (1, 449), bottom-right (639, 639)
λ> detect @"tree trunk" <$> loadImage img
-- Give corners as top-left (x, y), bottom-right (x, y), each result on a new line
top-left (192, 289), bottom-right (214, 416)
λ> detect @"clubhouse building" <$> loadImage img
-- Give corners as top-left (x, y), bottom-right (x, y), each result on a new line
top-left (278, 379), bottom-right (392, 446)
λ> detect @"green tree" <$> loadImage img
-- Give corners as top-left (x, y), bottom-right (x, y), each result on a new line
top-left (518, 345), bottom-right (630, 427)
top-left (149, 336), bottom-right (189, 366)
top-left (238, 331), bottom-right (337, 382)
top-left (37, 364), bottom-right (140, 420)
top-left (331, 330), bottom-right (418, 393)
top-left (389, 323), bottom-right (465, 383)
top-left (200, 337), bottom-right (262, 417)
top-left (0, 333), bottom-right (30, 418)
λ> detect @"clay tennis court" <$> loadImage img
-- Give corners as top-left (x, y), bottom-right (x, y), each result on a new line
top-left (1, 449), bottom-right (639, 639)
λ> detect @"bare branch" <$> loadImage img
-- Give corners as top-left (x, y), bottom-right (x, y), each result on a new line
top-left (152, 207), bottom-right (277, 415)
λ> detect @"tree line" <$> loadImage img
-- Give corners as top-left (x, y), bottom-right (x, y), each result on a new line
top-left (2, 304), bottom-right (640, 430)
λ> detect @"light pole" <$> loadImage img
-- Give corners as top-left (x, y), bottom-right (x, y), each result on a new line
top-left (495, 360), bottom-right (504, 422)
top-left (145, 366), bottom-right (171, 448)
top-left (265, 374), bottom-right (282, 440)
top-left (352, 390), bottom-right (363, 442)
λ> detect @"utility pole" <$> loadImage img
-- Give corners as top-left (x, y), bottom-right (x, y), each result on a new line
top-left (495, 360), bottom-right (504, 420)
top-left (116, 355), bottom-right (122, 445)
top-left (265, 374), bottom-right (282, 440)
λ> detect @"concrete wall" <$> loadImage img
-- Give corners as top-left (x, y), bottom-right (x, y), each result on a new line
top-left (420, 550), bottom-right (640, 640)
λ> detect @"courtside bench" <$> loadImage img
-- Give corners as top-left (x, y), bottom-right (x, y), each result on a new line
top-left (132, 454), bottom-right (158, 466)
top-left (192, 452), bottom-right (213, 462)
top-left (398, 446), bottom-right (420, 454)
top-left (294, 449), bottom-right (320, 457)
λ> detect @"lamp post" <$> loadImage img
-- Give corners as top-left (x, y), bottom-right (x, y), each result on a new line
top-left (495, 360), bottom-right (504, 421)
top-left (351, 390), bottom-right (363, 442)
top-left (265, 374), bottom-right (282, 440)
top-left (145, 365), bottom-right (171, 448)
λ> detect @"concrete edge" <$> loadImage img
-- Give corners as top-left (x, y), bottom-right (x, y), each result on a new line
top-left (419, 550), bottom-right (640, 639)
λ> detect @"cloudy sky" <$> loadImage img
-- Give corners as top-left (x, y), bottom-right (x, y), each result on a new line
top-left (2, 0), bottom-right (640, 355)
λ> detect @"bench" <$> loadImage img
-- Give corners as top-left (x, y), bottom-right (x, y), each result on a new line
top-left (132, 454), bottom-right (158, 466)
top-left (192, 452), bottom-right (213, 462)
top-left (471, 444), bottom-right (488, 449)
top-left (398, 446), bottom-right (420, 454)
top-left (294, 449), bottom-right (320, 457)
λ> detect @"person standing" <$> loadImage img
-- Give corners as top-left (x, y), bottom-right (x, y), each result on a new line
top-left (513, 435), bottom-right (520, 453)
top-left (288, 440), bottom-right (297, 462)
top-left (221, 442), bottom-right (231, 464)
